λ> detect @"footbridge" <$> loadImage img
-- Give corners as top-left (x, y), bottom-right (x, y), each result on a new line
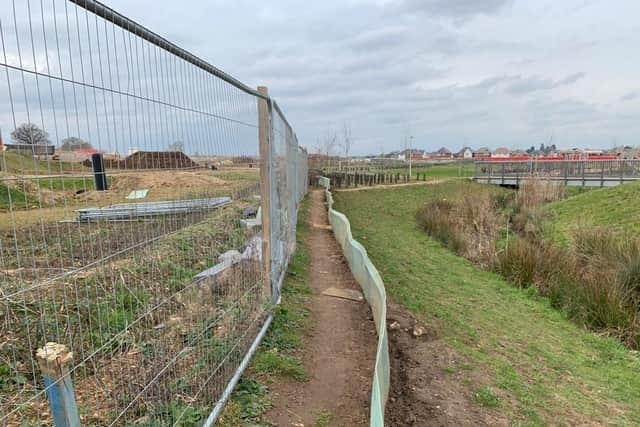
top-left (473, 160), bottom-right (640, 187)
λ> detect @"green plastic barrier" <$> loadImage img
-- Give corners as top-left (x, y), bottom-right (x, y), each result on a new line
top-left (319, 177), bottom-right (389, 427)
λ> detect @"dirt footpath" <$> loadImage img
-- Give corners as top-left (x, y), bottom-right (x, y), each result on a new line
top-left (334, 179), bottom-right (448, 192)
top-left (266, 189), bottom-right (377, 426)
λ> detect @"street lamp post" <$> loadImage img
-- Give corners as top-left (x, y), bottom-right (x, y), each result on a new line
top-left (409, 135), bottom-right (414, 180)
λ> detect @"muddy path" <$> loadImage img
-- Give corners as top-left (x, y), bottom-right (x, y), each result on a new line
top-left (265, 189), bottom-right (377, 426)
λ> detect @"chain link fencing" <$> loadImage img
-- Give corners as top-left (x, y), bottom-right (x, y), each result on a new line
top-left (0, 1), bottom-right (306, 425)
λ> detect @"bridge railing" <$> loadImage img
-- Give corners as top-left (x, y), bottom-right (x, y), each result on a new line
top-left (474, 160), bottom-right (640, 186)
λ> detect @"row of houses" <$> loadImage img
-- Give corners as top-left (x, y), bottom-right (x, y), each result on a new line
top-left (392, 146), bottom-right (492, 161)
top-left (391, 146), bottom-right (640, 161)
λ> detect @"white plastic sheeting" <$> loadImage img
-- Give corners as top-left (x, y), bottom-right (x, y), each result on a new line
top-left (319, 177), bottom-right (390, 427)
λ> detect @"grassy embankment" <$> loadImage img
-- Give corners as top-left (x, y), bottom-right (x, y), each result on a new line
top-left (386, 161), bottom-right (474, 180)
top-left (0, 152), bottom-right (92, 209)
top-left (1, 151), bottom-right (89, 174)
top-left (334, 183), bottom-right (640, 426)
top-left (219, 197), bottom-right (312, 426)
top-left (545, 180), bottom-right (640, 244)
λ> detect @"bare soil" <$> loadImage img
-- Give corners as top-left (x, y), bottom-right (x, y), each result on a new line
top-left (385, 302), bottom-right (510, 426)
top-left (266, 189), bottom-right (377, 426)
top-left (108, 170), bottom-right (226, 194)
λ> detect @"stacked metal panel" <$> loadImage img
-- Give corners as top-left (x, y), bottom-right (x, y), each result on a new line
top-left (77, 197), bottom-right (232, 222)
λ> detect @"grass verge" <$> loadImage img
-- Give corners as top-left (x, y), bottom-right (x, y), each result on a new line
top-left (0, 182), bottom-right (39, 210)
top-left (218, 196), bottom-right (311, 426)
top-left (416, 180), bottom-right (640, 347)
top-left (1, 151), bottom-right (89, 174)
top-left (334, 184), bottom-right (640, 426)
top-left (545, 180), bottom-right (640, 244)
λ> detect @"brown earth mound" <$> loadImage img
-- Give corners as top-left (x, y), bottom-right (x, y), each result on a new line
top-left (83, 151), bottom-right (198, 170)
top-left (109, 170), bottom-right (226, 193)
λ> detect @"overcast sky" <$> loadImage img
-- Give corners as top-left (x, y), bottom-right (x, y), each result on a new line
top-left (3, 0), bottom-right (640, 155)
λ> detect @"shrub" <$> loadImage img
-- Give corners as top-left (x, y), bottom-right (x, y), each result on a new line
top-left (507, 180), bottom-right (562, 239)
top-left (417, 185), bottom-right (500, 263)
top-left (517, 179), bottom-right (564, 210)
top-left (417, 184), bottom-right (640, 349)
top-left (495, 239), bottom-right (538, 288)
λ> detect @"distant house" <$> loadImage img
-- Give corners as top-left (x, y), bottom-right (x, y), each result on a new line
top-left (511, 149), bottom-right (528, 157)
top-left (614, 146), bottom-right (640, 159)
top-left (455, 146), bottom-right (473, 159)
top-left (431, 147), bottom-right (453, 159)
top-left (4, 143), bottom-right (55, 156)
top-left (558, 148), bottom-right (604, 160)
top-left (398, 148), bottom-right (424, 161)
top-left (492, 147), bottom-right (510, 158)
top-left (473, 147), bottom-right (491, 158)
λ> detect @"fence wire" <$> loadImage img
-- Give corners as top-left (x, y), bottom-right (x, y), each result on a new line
top-left (269, 102), bottom-right (307, 300)
top-left (0, 1), bottom-right (307, 425)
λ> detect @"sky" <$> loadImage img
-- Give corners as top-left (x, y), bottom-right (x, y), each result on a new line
top-left (2, 0), bottom-right (640, 156)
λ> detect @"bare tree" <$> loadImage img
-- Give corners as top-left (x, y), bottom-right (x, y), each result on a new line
top-left (340, 123), bottom-right (353, 169)
top-left (60, 136), bottom-right (92, 151)
top-left (320, 131), bottom-right (337, 169)
top-left (168, 141), bottom-right (184, 152)
top-left (11, 123), bottom-right (49, 145)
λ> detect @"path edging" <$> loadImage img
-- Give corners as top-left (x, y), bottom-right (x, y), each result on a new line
top-left (319, 177), bottom-right (390, 427)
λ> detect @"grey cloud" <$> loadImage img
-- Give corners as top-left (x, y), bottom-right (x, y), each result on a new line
top-left (557, 72), bottom-right (587, 85)
top-left (506, 73), bottom-right (586, 94)
top-left (347, 26), bottom-right (408, 52)
top-left (401, 0), bottom-right (511, 19)
top-left (506, 77), bottom-right (554, 94)
top-left (1, 0), bottom-right (638, 156)
top-left (471, 75), bottom-right (519, 90)
top-left (525, 98), bottom-right (604, 129)
top-left (621, 91), bottom-right (639, 102)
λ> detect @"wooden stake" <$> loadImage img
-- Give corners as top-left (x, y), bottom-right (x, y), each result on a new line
top-left (36, 342), bottom-right (80, 427)
top-left (257, 86), bottom-right (273, 300)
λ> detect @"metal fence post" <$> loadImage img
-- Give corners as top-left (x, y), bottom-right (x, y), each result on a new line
top-left (36, 343), bottom-right (80, 427)
top-left (257, 86), bottom-right (273, 301)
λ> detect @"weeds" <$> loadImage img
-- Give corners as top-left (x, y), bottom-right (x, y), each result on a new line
top-left (474, 386), bottom-right (500, 408)
top-left (253, 350), bottom-right (307, 381)
top-left (416, 182), bottom-right (500, 264)
top-left (218, 196), bottom-right (311, 424)
top-left (315, 410), bottom-right (334, 427)
top-left (417, 180), bottom-right (640, 349)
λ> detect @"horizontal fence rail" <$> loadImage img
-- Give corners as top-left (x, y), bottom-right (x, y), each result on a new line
top-left (0, 1), bottom-right (307, 426)
top-left (473, 160), bottom-right (640, 187)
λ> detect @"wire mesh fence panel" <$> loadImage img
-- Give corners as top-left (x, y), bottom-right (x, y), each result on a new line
top-left (269, 103), bottom-right (306, 300)
top-left (0, 1), bottom-right (306, 426)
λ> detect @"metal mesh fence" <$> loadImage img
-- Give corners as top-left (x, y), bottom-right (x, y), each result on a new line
top-left (0, 1), bottom-right (307, 425)
top-left (269, 103), bottom-right (307, 300)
